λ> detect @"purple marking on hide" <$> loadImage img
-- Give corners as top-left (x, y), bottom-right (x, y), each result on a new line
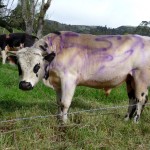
top-left (94, 65), bottom-right (106, 76)
top-left (102, 55), bottom-right (113, 61)
top-left (87, 53), bottom-right (114, 63)
top-left (95, 35), bottom-right (114, 40)
top-left (64, 32), bottom-right (79, 37)
top-left (118, 49), bottom-right (134, 63)
top-left (133, 35), bottom-right (146, 62)
top-left (95, 35), bottom-right (122, 41)
top-left (98, 65), bottom-right (105, 72)
top-left (60, 35), bottom-right (64, 51)
top-left (48, 37), bottom-right (52, 46)
top-left (94, 39), bottom-right (112, 51)
top-left (101, 48), bottom-right (107, 51)
top-left (62, 38), bottom-right (112, 52)
top-left (47, 34), bottom-right (64, 52)
top-left (117, 36), bottom-right (122, 40)
top-left (95, 37), bottom-right (108, 41)
top-left (63, 42), bottom-right (92, 51)
top-left (131, 68), bottom-right (138, 75)
top-left (141, 42), bottom-right (145, 49)
top-left (132, 35), bottom-right (144, 49)
top-left (124, 49), bottom-right (134, 55)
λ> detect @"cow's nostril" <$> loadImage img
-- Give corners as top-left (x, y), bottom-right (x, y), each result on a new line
top-left (26, 82), bottom-right (31, 87)
top-left (19, 81), bottom-right (33, 90)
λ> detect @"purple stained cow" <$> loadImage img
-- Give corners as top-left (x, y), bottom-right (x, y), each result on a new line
top-left (10, 31), bottom-right (150, 123)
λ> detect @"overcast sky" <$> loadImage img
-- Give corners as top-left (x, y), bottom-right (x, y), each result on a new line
top-left (6, 0), bottom-right (150, 28)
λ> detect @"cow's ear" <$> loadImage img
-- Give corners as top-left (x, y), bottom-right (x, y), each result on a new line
top-left (44, 52), bottom-right (55, 63)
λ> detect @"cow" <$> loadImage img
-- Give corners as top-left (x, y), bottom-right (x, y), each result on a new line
top-left (0, 33), bottom-right (38, 64)
top-left (12, 31), bottom-right (150, 123)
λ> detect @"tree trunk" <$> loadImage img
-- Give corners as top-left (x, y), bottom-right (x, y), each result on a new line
top-left (36, 0), bottom-right (52, 38)
top-left (20, 0), bottom-right (52, 37)
top-left (21, 0), bottom-right (35, 34)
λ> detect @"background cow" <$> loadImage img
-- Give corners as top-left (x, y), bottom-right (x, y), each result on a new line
top-left (12, 31), bottom-right (150, 123)
top-left (0, 33), bottom-right (38, 64)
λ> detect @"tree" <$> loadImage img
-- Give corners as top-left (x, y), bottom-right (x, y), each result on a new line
top-left (20, 0), bottom-right (35, 34)
top-left (0, 0), bottom-right (13, 33)
top-left (36, 0), bottom-right (52, 38)
top-left (20, 0), bottom-right (52, 38)
top-left (0, 0), bottom-right (5, 17)
top-left (134, 21), bottom-right (150, 36)
top-left (9, 3), bottom-right (25, 31)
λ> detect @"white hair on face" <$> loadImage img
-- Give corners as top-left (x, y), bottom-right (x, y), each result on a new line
top-left (17, 47), bottom-right (45, 87)
top-left (17, 47), bottom-right (42, 57)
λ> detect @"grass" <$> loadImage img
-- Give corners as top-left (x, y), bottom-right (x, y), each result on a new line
top-left (0, 62), bottom-right (150, 150)
top-left (0, 27), bottom-right (24, 34)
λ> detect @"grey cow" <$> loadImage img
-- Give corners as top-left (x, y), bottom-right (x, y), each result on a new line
top-left (12, 31), bottom-right (150, 123)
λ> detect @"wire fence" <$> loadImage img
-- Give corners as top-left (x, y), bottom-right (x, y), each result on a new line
top-left (0, 100), bottom-right (126, 123)
top-left (1, 102), bottom-right (150, 124)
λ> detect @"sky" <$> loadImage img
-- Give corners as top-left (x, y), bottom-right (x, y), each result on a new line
top-left (5, 0), bottom-right (150, 28)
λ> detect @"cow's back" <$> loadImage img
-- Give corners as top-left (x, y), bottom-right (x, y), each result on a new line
top-left (35, 32), bottom-right (150, 88)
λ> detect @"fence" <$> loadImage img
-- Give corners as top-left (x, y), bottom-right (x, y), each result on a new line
top-left (1, 102), bottom-right (150, 132)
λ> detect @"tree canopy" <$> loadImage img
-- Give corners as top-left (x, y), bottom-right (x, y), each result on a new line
top-left (0, 0), bottom-right (13, 33)
top-left (1, 0), bottom-right (150, 37)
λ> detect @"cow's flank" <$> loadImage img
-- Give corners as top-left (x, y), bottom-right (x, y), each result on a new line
top-left (13, 31), bottom-right (150, 123)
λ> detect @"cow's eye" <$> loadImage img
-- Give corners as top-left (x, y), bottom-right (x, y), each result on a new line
top-left (18, 63), bottom-right (22, 76)
top-left (33, 63), bottom-right (40, 74)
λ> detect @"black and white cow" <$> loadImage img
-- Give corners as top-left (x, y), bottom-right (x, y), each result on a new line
top-left (0, 33), bottom-right (38, 64)
top-left (12, 31), bottom-right (150, 123)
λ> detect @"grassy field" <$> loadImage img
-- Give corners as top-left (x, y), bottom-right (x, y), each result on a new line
top-left (0, 62), bottom-right (150, 150)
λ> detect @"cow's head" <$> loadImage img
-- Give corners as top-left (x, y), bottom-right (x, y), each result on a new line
top-left (15, 46), bottom-right (55, 91)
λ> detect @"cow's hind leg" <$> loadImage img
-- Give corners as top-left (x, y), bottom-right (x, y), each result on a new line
top-left (134, 86), bottom-right (148, 123)
top-left (124, 75), bottom-right (137, 121)
top-left (133, 69), bottom-right (149, 123)
top-left (59, 73), bottom-right (77, 123)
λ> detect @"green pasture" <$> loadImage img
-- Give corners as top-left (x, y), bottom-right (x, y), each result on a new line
top-left (0, 62), bottom-right (150, 150)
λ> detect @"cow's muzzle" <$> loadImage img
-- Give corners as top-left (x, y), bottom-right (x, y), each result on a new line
top-left (19, 81), bottom-right (33, 91)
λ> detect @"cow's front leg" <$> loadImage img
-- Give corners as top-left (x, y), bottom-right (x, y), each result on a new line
top-left (56, 89), bottom-right (62, 120)
top-left (59, 73), bottom-right (77, 123)
top-left (134, 87), bottom-right (148, 123)
top-left (1, 50), bottom-right (7, 64)
top-left (125, 96), bottom-right (137, 121)
top-left (133, 70), bottom-right (149, 123)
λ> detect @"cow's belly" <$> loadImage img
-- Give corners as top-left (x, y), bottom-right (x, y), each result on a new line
top-left (78, 75), bottom-right (127, 89)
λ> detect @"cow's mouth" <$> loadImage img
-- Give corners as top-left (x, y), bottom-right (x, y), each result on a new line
top-left (19, 81), bottom-right (33, 91)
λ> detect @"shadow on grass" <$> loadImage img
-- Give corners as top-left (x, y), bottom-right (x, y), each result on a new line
top-left (0, 99), bottom-right (96, 113)
top-left (0, 97), bottom-right (129, 115)
top-left (0, 99), bottom-right (57, 114)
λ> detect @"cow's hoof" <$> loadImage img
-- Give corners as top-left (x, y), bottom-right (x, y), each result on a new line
top-left (57, 113), bottom-right (68, 124)
top-left (124, 117), bottom-right (129, 121)
top-left (133, 115), bottom-right (140, 124)
top-left (124, 114), bottom-right (129, 121)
